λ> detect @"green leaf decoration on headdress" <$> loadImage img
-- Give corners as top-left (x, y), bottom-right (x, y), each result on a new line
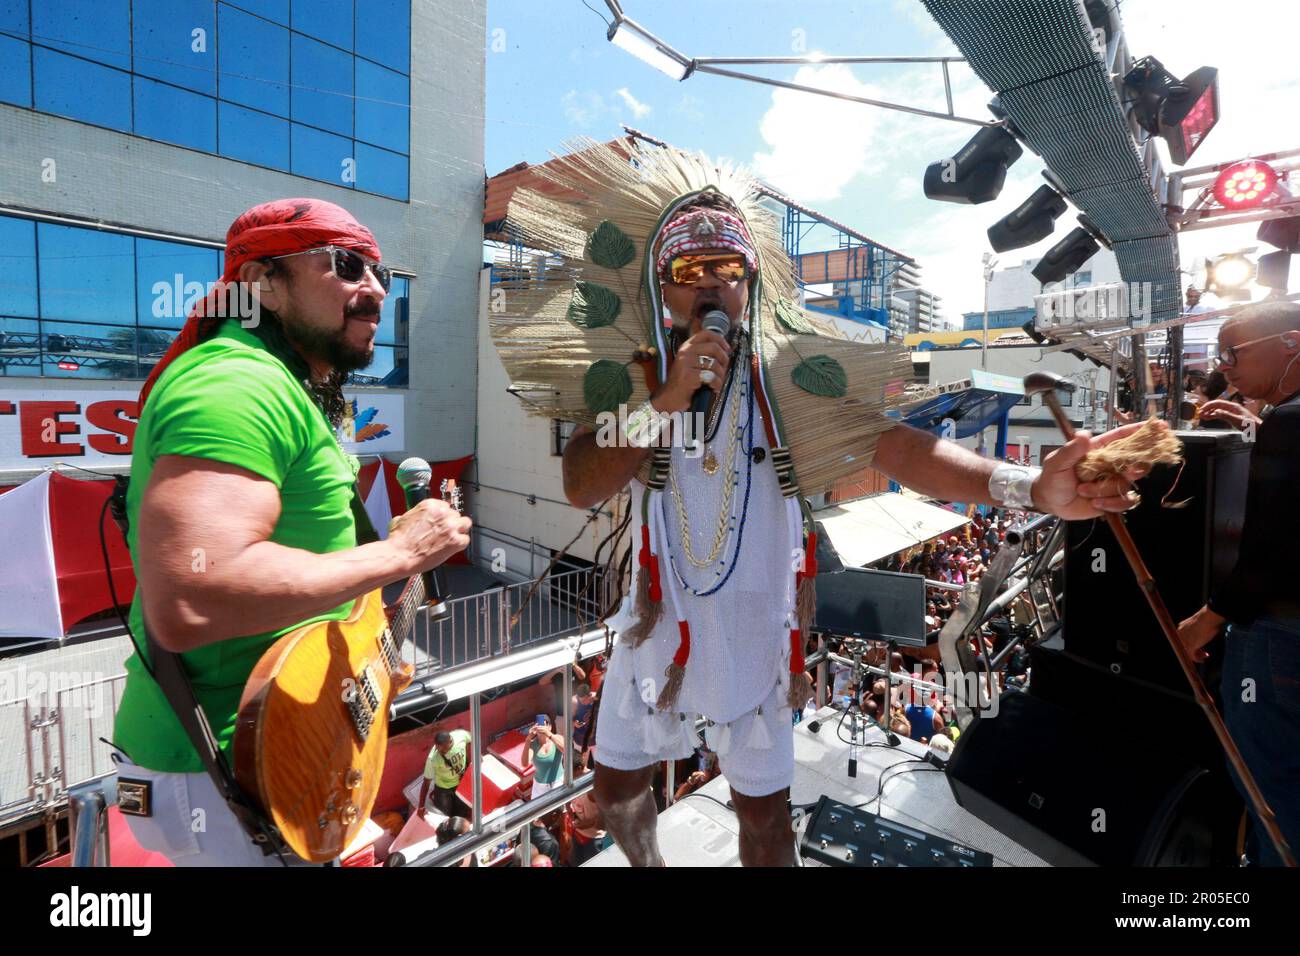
top-left (776, 298), bottom-right (818, 335)
top-left (792, 355), bottom-right (848, 398)
top-left (587, 220), bottom-right (636, 269)
top-left (583, 359), bottom-right (633, 414)
top-left (567, 280), bottom-right (622, 329)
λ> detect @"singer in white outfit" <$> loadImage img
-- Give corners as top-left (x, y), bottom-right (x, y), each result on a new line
top-left (562, 191), bottom-right (1150, 867)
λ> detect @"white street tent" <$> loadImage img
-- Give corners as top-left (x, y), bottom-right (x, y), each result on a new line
top-left (813, 493), bottom-right (971, 568)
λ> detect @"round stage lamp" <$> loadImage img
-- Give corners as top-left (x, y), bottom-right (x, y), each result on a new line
top-left (1209, 254), bottom-right (1254, 289)
top-left (1213, 161), bottom-right (1278, 210)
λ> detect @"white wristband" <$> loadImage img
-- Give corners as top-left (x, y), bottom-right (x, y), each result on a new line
top-left (624, 400), bottom-right (667, 448)
top-left (988, 463), bottom-right (1041, 510)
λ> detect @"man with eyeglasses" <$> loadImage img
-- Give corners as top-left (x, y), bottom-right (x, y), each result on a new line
top-left (1178, 300), bottom-right (1300, 866)
top-left (112, 199), bottom-right (471, 865)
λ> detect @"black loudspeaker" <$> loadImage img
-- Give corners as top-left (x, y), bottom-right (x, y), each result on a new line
top-left (1030, 641), bottom-right (1210, 759)
top-left (946, 692), bottom-right (1239, 866)
top-left (1062, 431), bottom-right (1250, 691)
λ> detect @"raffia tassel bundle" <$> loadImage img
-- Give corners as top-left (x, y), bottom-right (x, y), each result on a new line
top-left (1074, 418), bottom-right (1183, 483)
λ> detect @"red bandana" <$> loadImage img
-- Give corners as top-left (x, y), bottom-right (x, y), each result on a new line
top-left (138, 198), bottom-right (381, 406)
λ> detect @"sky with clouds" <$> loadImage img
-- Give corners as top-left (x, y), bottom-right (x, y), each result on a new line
top-left (485, 0), bottom-right (1299, 324)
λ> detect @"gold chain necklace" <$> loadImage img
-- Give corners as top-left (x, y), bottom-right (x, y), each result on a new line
top-left (669, 356), bottom-right (746, 568)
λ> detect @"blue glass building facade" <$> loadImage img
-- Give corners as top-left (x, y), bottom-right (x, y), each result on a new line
top-left (1, 0), bottom-right (411, 200)
top-left (0, 1), bottom-right (415, 385)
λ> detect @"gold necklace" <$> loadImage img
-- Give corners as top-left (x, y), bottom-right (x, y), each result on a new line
top-left (670, 358), bottom-right (746, 568)
top-left (701, 341), bottom-right (743, 475)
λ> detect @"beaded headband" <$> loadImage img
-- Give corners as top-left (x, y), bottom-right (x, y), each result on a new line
top-left (653, 208), bottom-right (758, 277)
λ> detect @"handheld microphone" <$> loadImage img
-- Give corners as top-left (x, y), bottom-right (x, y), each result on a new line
top-left (688, 309), bottom-right (731, 451)
top-left (395, 456), bottom-right (451, 622)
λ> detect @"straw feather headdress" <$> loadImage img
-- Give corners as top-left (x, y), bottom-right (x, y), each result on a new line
top-left (488, 137), bottom-right (914, 497)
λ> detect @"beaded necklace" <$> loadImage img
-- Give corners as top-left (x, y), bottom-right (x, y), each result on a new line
top-left (661, 362), bottom-right (756, 597)
top-left (668, 352), bottom-right (746, 568)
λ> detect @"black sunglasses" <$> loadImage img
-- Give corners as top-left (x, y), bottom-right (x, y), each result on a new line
top-left (269, 245), bottom-right (392, 292)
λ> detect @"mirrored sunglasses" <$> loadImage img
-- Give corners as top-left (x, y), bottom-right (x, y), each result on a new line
top-left (665, 253), bottom-right (748, 286)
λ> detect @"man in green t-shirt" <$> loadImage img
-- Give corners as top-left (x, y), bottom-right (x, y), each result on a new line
top-left (417, 728), bottom-right (473, 818)
top-left (112, 198), bottom-right (471, 866)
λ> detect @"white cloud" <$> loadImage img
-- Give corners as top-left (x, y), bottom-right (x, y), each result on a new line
top-left (615, 87), bottom-right (652, 119)
top-left (673, 92), bottom-right (705, 123)
top-left (561, 89), bottom-right (606, 128)
top-left (751, 64), bottom-right (891, 202)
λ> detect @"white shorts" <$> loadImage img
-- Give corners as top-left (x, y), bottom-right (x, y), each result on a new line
top-left (113, 752), bottom-right (326, 867)
top-left (594, 678), bottom-right (794, 798)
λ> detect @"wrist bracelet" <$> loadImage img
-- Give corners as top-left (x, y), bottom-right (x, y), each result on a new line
top-left (625, 400), bottom-right (666, 448)
top-left (988, 463), bottom-right (1041, 510)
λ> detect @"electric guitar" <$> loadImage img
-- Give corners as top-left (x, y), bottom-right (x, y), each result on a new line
top-left (233, 479), bottom-right (462, 862)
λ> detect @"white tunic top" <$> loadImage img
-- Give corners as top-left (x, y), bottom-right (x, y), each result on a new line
top-left (606, 361), bottom-right (798, 724)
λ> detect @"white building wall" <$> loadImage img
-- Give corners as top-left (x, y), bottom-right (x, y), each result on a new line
top-left (472, 269), bottom-right (625, 580)
top-left (988, 250), bottom-right (1123, 311)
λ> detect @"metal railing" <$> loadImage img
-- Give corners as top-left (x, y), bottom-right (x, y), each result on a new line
top-left (1, 565), bottom-right (619, 834)
top-left (398, 624), bottom-right (614, 866)
top-left (0, 672), bottom-right (126, 831)
top-left (409, 565), bottom-right (617, 677)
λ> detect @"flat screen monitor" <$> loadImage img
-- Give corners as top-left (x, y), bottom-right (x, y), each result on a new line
top-left (812, 567), bottom-right (928, 648)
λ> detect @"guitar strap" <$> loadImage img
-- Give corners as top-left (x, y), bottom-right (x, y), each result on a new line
top-left (112, 478), bottom-right (380, 861)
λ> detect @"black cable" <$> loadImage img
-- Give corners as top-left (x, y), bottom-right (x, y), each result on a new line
top-left (98, 494), bottom-right (156, 683)
top-left (581, 0), bottom-right (612, 26)
top-left (853, 759), bottom-right (941, 812)
top-left (675, 791), bottom-right (734, 815)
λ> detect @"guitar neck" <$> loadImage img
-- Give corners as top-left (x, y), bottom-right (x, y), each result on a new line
top-left (382, 479), bottom-right (460, 666)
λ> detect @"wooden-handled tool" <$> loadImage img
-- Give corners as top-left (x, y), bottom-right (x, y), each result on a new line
top-left (1023, 370), bottom-right (1295, 867)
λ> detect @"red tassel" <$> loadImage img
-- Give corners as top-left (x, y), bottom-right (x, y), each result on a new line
top-left (786, 626), bottom-right (813, 711)
top-left (648, 550), bottom-right (663, 603)
top-left (656, 620), bottom-right (690, 710)
top-left (623, 524), bottom-right (661, 648)
top-left (804, 531), bottom-right (818, 574)
top-left (673, 620), bottom-right (691, 667)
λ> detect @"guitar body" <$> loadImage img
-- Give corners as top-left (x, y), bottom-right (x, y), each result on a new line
top-left (233, 585), bottom-right (414, 863)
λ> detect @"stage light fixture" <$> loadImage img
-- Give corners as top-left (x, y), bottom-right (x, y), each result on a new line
top-left (1031, 227), bottom-right (1100, 285)
top-left (607, 20), bottom-right (691, 80)
top-left (987, 184), bottom-right (1068, 252)
top-left (923, 125), bottom-right (1023, 205)
top-left (1206, 253), bottom-right (1255, 300)
top-left (1258, 215), bottom-right (1300, 254)
top-left (1257, 250), bottom-right (1291, 292)
top-left (1123, 56), bottom-right (1219, 165)
top-left (1213, 160), bottom-right (1279, 210)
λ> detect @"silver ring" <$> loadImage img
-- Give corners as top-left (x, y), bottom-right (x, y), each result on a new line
top-left (698, 355), bottom-right (715, 369)
top-left (699, 369), bottom-right (716, 385)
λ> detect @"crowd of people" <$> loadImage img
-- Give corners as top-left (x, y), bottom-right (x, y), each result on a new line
top-left (878, 507), bottom-right (1026, 590)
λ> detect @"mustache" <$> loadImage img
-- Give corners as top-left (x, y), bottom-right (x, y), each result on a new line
top-left (345, 302), bottom-right (381, 318)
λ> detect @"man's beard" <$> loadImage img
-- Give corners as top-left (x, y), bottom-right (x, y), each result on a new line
top-left (278, 303), bottom-right (378, 375)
